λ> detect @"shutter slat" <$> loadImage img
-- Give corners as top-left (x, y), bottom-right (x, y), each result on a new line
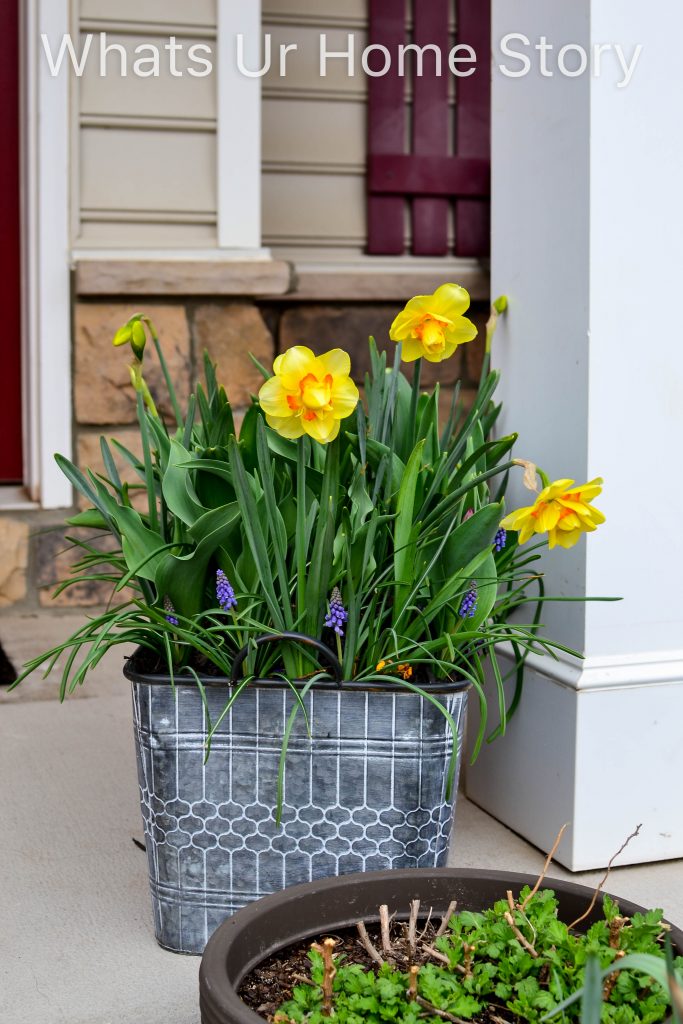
top-left (368, 155), bottom-right (489, 196)
top-left (367, 0), bottom-right (406, 255)
top-left (412, 0), bottom-right (450, 255)
top-left (454, 0), bottom-right (491, 256)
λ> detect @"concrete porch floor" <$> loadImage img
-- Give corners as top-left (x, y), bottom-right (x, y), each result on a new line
top-left (2, 610), bottom-right (682, 1024)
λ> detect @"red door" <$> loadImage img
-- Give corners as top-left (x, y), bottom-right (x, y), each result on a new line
top-left (0, 0), bottom-right (22, 483)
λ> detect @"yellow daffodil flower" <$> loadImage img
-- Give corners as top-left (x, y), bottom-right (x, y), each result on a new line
top-left (500, 478), bottom-right (605, 550)
top-left (389, 283), bottom-right (478, 363)
top-left (258, 346), bottom-right (359, 444)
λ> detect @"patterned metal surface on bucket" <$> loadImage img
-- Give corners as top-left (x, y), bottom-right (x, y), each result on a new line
top-left (131, 679), bottom-right (467, 954)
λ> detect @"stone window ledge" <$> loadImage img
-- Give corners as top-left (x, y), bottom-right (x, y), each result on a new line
top-left (290, 259), bottom-right (490, 302)
top-left (74, 259), bottom-right (294, 298)
top-left (74, 257), bottom-right (489, 302)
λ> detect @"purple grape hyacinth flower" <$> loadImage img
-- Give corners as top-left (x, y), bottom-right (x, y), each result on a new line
top-left (216, 569), bottom-right (237, 611)
top-left (163, 596), bottom-right (179, 627)
top-left (494, 527), bottom-right (507, 552)
top-left (324, 587), bottom-right (348, 636)
top-left (458, 582), bottom-right (478, 619)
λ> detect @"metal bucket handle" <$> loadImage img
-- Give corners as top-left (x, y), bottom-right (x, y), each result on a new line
top-left (229, 631), bottom-right (344, 688)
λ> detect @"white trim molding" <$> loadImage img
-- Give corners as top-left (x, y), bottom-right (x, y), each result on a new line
top-left (21, 0), bottom-right (72, 509)
top-left (466, 653), bottom-right (683, 871)
top-left (495, 643), bottom-right (683, 694)
top-left (217, 0), bottom-right (263, 251)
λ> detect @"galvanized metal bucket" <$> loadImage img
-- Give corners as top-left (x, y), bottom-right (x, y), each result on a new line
top-left (125, 633), bottom-right (468, 954)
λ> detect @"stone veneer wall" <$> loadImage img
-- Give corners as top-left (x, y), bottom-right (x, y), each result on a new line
top-left (1, 297), bottom-right (488, 612)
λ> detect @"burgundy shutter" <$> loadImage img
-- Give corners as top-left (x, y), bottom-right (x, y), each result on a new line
top-left (366, 0), bottom-right (491, 258)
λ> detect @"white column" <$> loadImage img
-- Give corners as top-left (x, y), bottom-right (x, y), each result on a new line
top-left (466, 0), bottom-right (683, 869)
top-left (217, 0), bottom-right (266, 252)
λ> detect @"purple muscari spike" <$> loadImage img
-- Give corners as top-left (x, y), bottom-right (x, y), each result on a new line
top-left (324, 587), bottom-right (348, 637)
top-left (163, 596), bottom-right (179, 627)
top-left (458, 582), bottom-right (478, 619)
top-left (216, 569), bottom-right (237, 611)
top-left (494, 527), bottom-right (507, 553)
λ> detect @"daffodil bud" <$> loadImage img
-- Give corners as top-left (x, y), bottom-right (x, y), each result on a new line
top-left (113, 324), bottom-right (133, 348)
top-left (131, 320), bottom-right (147, 361)
top-left (486, 296), bottom-right (509, 353)
top-left (112, 314), bottom-right (146, 361)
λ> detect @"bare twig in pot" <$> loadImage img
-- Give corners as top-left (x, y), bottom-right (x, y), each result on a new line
top-left (379, 904), bottom-right (392, 954)
top-left (568, 824), bottom-right (642, 931)
top-left (609, 915), bottom-right (628, 949)
top-left (415, 996), bottom-right (468, 1023)
top-left (421, 943), bottom-right (460, 969)
top-left (435, 900), bottom-right (458, 939)
top-left (519, 823), bottom-right (569, 911)
top-left (408, 900), bottom-right (421, 959)
top-left (603, 950), bottom-right (626, 999)
top-left (311, 938), bottom-right (337, 1016)
top-left (417, 907), bottom-right (434, 943)
top-left (504, 912), bottom-right (539, 958)
top-left (356, 921), bottom-right (384, 965)
top-left (407, 964), bottom-right (420, 1001)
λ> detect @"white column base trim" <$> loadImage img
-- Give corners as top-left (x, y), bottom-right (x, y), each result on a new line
top-left (465, 653), bottom-right (683, 871)
top-left (495, 643), bottom-right (683, 692)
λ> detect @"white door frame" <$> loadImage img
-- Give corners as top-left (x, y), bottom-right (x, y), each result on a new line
top-left (20, 0), bottom-right (72, 509)
top-left (18, 0), bottom-right (266, 509)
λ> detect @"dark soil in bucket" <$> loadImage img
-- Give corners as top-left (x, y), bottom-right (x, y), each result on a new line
top-left (126, 644), bottom-right (439, 687)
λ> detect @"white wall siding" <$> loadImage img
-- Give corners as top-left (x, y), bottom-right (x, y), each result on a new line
top-left (80, 0), bottom-right (216, 30)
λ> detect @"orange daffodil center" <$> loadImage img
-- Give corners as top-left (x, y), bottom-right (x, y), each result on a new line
top-left (389, 283), bottom-right (478, 363)
top-left (258, 346), bottom-right (359, 444)
top-left (500, 478), bottom-right (606, 550)
top-left (286, 371), bottom-right (334, 419)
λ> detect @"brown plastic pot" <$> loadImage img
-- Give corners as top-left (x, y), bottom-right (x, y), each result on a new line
top-left (199, 867), bottom-right (683, 1024)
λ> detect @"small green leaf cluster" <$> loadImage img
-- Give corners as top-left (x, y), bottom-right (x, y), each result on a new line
top-left (282, 951), bottom-right (425, 1024)
top-left (276, 890), bottom-right (682, 1024)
